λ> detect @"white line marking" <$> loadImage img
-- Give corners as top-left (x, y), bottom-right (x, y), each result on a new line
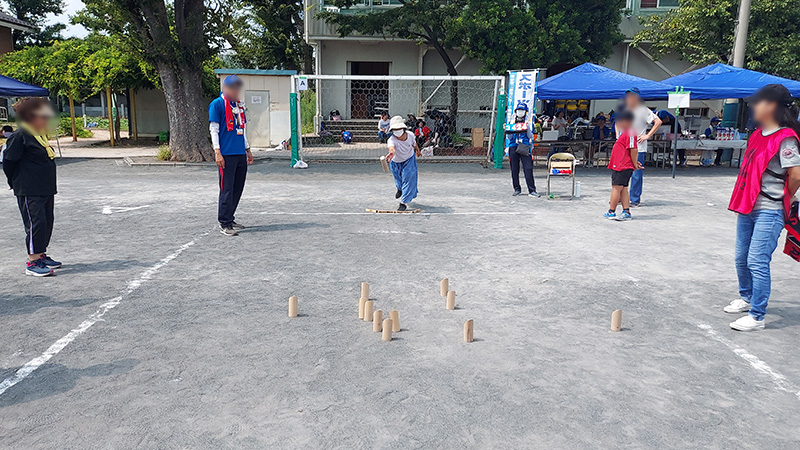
top-left (246, 211), bottom-right (537, 216)
top-left (697, 322), bottom-right (800, 400)
top-left (102, 205), bottom-right (151, 215)
top-left (0, 237), bottom-right (201, 397)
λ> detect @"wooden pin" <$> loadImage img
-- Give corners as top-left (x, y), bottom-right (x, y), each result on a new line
top-left (380, 155), bottom-right (389, 173)
top-left (446, 290), bottom-right (456, 310)
top-left (463, 319), bottom-right (474, 343)
top-left (440, 278), bottom-right (449, 297)
top-left (358, 297), bottom-right (367, 319)
top-left (373, 310), bottom-right (383, 332)
top-left (288, 296), bottom-right (298, 318)
top-left (361, 282), bottom-right (370, 300)
top-left (363, 301), bottom-right (374, 322)
top-left (382, 319), bottom-right (393, 341)
top-left (389, 310), bottom-right (400, 332)
top-left (611, 309), bottom-right (622, 332)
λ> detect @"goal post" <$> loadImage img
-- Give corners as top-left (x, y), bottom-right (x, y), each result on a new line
top-left (291, 74), bottom-right (505, 162)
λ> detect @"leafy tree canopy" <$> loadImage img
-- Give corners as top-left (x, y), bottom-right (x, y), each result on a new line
top-left (634, 0), bottom-right (800, 79)
top-left (0, 33), bottom-right (157, 100)
top-left (318, 0), bottom-right (625, 74)
top-left (3, 0), bottom-right (66, 46)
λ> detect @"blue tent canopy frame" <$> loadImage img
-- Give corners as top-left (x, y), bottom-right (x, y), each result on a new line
top-left (536, 63), bottom-right (675, 100)
top-left (0, 74), bottom-right (49, 97)
top-left (662, 63), bottom-right (800, 100)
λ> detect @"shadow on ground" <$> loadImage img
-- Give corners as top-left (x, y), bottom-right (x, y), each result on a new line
top-left (0, 295), bottom-right (97, 317)
top-left (0, 359), bottom-right (139, 407)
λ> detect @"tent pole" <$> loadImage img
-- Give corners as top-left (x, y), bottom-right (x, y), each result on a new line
top-left (672, 107), bottom-right (679, 178)
top-left (68, 95), bottom-right (77, 142)
top-left (106, 86), bottom-right (114, 146)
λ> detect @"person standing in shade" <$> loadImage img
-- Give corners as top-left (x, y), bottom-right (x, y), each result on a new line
top-left (705, 117), bottom-right (725, 165)
top-left (386, 116), bottom-right (421, 211)
top-left (506, 103), bottom-right (539, 197)
top-left (724, 84), bottom-right (800, 331)
top-left (2, 98), bottom-right (62, 276)
top-left (209, 75), bottom-right (253, 236)
top-left (622, 88), bottom-right (661, 206)
top-left (656, 109), bottom-right (683, 166)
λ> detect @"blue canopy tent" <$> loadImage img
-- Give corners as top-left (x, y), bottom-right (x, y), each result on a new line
top-left (662, 63), bottom-right (800, 99)
top-left (537, 63), bottom-right (675, 100)
top-left (0, 74), bottom-right (49, 97)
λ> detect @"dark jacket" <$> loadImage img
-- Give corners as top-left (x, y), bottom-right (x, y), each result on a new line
top-left (2, 129), bottom-right (57, 197)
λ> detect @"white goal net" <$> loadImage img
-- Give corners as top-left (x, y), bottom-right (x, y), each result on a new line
top-left (293, 75), bottom-right (504, 161)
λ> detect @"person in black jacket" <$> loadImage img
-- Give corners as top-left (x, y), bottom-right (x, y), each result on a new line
top-left (2, 97), bottom-right (61, 277)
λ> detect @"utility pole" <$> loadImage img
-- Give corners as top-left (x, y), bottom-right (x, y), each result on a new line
top-left (732, 0), bottom-right (751, 68)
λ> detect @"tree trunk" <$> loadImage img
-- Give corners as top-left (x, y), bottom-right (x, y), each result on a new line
top-left (425, 34), bottom-right (460, 135)
top-left (114, 94), bottom-right (122, 142)
top-left (157, 62), bottom-right (212, 162)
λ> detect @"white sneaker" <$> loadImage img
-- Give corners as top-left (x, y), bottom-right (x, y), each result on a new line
top-left (730, 315), bottom-right (765, 332)
top-left (724, 298), bottom-right (751, 313)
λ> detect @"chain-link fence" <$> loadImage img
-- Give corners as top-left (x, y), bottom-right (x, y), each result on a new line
top-left (292, 75), bottom-right (504, 161)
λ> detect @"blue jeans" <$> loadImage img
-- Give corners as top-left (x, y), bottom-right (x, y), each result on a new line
top-left (629, 152), bottom-right (646, 203)
top-left (378, 130), bottom-right (390, 142)
top-left (389, 155), bottom-right (418, 204)
top-left (735, 209), bottom-right (785, 320)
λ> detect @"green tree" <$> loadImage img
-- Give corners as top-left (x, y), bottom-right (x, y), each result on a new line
top-left (456, 0), bottom-right (624, 74)
top-left (3, 0), bottom-right (66, 46)
top-left (216, 0), bottom-right (313, 72)
top-left (74, 0), bottom-right (218, 161)
top-left (318, 0), bottom-right (624, 128)
top-left (634, 0), bottom-right (800, 79)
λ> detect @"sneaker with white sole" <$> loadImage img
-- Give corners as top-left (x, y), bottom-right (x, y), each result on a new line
top-left (219, 225), bottom-right (238, 236)
top-left (26, 259), bottom-right (53, 277)
top-left (231, 221), bottom-right (246, 230)
top-left (730, 315), bottom-right (765, 332)
top-left (723, 298), bottom-right (750, 313)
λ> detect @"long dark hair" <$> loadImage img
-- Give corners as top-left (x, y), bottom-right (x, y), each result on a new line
top-left (776, 102), bottom-right (800, 137)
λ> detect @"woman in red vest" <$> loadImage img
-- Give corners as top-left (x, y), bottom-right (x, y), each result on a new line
top-left (725, 84), bottom-right (800, 331)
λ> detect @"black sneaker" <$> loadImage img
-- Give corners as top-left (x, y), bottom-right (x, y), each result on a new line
top-left (397, 203), bottom-right (408, 211)
top-left (512, 190), bottom-right (522, 196)
top-left (39, 253), bottom-right (62, 269)
top-left (395, 189), bottom-right (402, 199)
top-left (219, 225), bottom-right (238, 236)
top-left (231, 221), bottom-right (246, 230)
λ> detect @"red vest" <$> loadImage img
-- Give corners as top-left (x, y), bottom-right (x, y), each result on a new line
top-left (729, 128), bottom-right (798, 214)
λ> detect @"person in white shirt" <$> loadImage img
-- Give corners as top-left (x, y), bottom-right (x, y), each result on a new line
top-left (622, 88), bottom-right (662, 206)
top-left (377, 113), bottom-right (391, 143)
top-left (386, 115), bottom-right (421, 211)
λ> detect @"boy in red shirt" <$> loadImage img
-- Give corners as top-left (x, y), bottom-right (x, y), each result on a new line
top-left (605, 111), bottom-right (643, 220)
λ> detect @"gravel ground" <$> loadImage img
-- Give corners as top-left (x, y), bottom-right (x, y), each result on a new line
top-left (1, 159), bottom-right (799, 449)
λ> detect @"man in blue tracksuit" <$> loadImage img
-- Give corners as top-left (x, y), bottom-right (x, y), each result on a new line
top-left (506, 103), bottom-right (540, 197)
top-left (209, 75), bottom-right (253, 236)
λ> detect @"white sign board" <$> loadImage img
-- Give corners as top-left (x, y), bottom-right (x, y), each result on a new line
top-left (250, 95), bottom-right (262, 104)
top-left (297, 77), bottom-right (308, 91)
top-left (668, 92), bottom-right (690, 109)
top-left (506, 70), bottom-right (538, 124)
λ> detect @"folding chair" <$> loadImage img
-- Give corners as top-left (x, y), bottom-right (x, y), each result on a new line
top-left (546, 152), bottom-right (576, 199)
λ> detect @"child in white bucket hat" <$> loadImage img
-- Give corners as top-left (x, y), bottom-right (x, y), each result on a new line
top-left (386, 115), bottom-right (421, 211)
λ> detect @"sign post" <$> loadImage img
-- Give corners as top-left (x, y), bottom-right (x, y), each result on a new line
top-left (498, 70), bottom-right (539, 170)
top-left (667, 87), bottom-right (690, 179)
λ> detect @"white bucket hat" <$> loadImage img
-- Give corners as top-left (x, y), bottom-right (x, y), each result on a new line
top-left (389, 115), bottom-right (407, 130)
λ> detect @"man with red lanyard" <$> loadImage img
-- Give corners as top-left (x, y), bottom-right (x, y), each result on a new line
top-left (725, 84), bottom-right (800, 331)
top-left (209, 75), bottom-right (253, 236)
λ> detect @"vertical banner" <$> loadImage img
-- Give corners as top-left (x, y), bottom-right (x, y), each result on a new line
top-left (506, 70), bottom-right (539, 124)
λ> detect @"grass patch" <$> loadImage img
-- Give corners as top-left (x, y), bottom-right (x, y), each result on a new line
top-left (300, 90), bottom-right (315, 134)
top-left (156, 145), bottom-right (171, 161)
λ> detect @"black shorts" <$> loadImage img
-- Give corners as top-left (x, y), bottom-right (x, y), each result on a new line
top-left (611, 169), bottom-right (634, 187)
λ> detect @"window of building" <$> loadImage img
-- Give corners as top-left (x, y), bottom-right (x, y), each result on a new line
top-left (640, 0), bottom-right (679, 7)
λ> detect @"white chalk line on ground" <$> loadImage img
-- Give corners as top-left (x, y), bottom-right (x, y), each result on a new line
top-left (245, 211), bottom-right (537, 216)
top-left (697, 322), bottom-right (800, 400)
top-left (0, 236), bottom-right (204, 397)
top-left (101, 205), bottom-right (151, 215)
